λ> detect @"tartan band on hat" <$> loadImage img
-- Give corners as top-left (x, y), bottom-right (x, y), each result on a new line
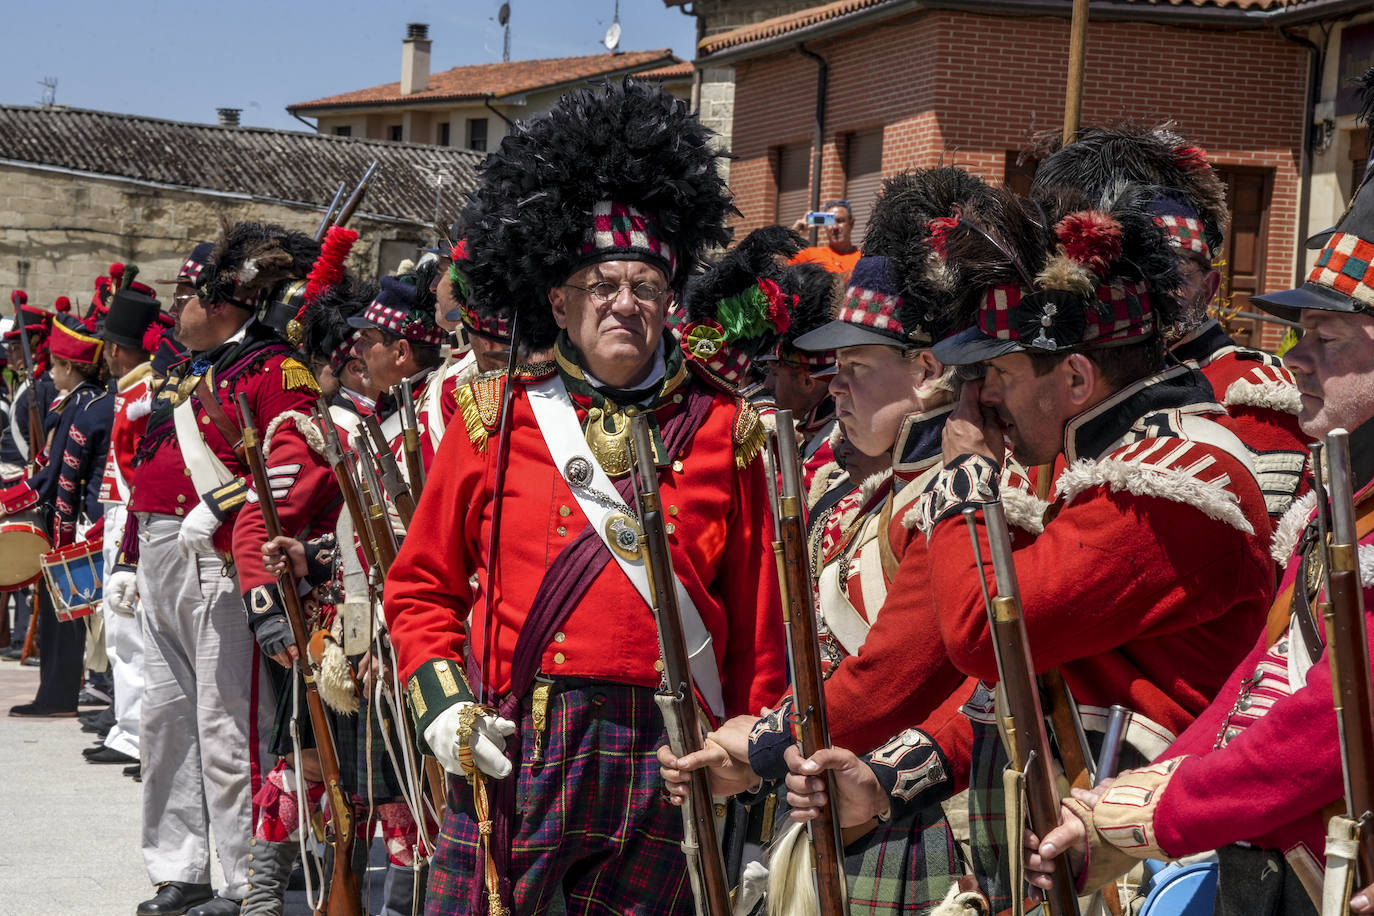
top-left (162, 242), bottom-right (215, 285)
top-left (577, 201), bottom-right (677, 277)
top-left (50, 315), bottom-right (103, 364)
top-left (1307, 231), bottom-right (1374, 309)
top-left (977, 280), bottom-right (1154, 352)
top-left (792, 255), bottom-right (937, 352)
top-left (769, 343), bottom-right (835, 372)
top-left (1155, 214), bottom-right (1211, 261)
top-left (455, 300), bottom-right (512, 344)
top-left (350, 275), bottom-right (449, 347)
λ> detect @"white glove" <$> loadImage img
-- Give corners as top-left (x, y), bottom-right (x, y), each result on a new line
top-left (105, 570), bottom-right (138, 617)
top-left (423, 702), bottom-right (517, 779)
top-left (177, 501), bottom-right (221, 558)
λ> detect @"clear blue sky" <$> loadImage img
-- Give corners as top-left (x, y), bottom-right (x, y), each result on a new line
top-left (1, 0), bottom-right (697, 131)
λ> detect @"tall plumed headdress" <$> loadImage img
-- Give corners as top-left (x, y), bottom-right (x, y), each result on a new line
top-left (932, 184), bottom-right (1183, 365)
top-left (196, 220), bottom-right (321, 311)
top-left (678, 226), bottom-right (813, 385)
top-left (460, 78), bottom-right (737, 350)
top-left (794, 167), bottom-right (988, 353)
top-left (1257, 67), bottom-right (1374, 318)
top-left (1030, 123), bottom-right (1229, 264)
top-left (302, 277), bottom-right (375, 374)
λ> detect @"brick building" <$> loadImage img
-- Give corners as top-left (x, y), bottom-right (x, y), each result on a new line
top-left (0, 106), bottom-right (481, 311)
top-left (691, 0), bottom-right (1374, 351)
top-left (288, 24), bottom-right (692, 152)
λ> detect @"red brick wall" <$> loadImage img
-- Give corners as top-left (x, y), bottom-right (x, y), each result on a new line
top-left (727, 8), bottom-right (1308, 351)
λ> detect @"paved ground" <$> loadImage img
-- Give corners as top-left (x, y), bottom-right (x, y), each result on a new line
top-left (0, 662), bottom-right (392, 916)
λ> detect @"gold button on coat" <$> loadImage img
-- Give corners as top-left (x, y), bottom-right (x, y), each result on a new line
top-left (554, 652), bottom-right (566, 665)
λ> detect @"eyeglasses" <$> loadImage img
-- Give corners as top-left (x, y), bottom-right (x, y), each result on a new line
top-left (564, 281), bottom-right (669, 304)
top-left (823, 200), bottom-right (851, 210)
top-left (171, 294), bottom-right (197, 307)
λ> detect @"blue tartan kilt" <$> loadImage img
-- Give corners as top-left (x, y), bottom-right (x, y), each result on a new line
top-left (426, 679), bottom-right (693, 916)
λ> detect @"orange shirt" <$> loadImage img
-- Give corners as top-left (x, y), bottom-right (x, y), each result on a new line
top-left (791, 245), bottom-right (861, 280)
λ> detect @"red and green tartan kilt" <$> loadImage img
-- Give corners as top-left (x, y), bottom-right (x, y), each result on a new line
top-left (967, 717), bottom-right (1014, 912)
top-left (426, 679), bottom-right (693, 916)
top-left (842, 801), bottom-right (965, 915)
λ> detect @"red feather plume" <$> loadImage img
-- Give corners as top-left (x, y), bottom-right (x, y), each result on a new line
top-left (757, 277), bottom-right (793, 336)
top-left (304, 225), bottom-right (359, 306)
top-left (108, 263), bottom-right (125, 287)
top-left (928, 214), bottom-right (960, 257)
top-left (1055, 211), bottom-right (1123, 277)
top-left (55, 296), bottom-right (71, 314)
top-left (11, 290), bottom-right (26, 306)
top-left (1174, 144), bottom-right (1211, 172)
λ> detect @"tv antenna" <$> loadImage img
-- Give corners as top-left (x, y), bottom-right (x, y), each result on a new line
top-left (498, 3), bottom-right (511, 62)
top-left (38, 77), bottom-right (57, 107)
top-left (603, 0), bottom-right (621, 51)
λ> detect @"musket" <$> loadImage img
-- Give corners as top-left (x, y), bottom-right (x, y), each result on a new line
top-left (313, 398), bottom-right (380, 574)
top-left (628, 414), bottom-right (731, 916)
top-left (315, 182), bottom-right (348, 242)
top-left (1042, 668), bottom-right (1095, 789)
top-left (964, 504), bottom-right (1080, 916)
top-left (351, 431), bottom-right (399, 576)
top-left (333, 161), bottom-right (380, 230)
top-left (361, 414), bottom-right (417, 528)
top-left (1315, 432), bottom-right (1374, 889)
top-left (398, 376), bottom-right (427, 499)
top-left (772, 410), bottom-right (848, 914)
top-left (236, 393), bottom-right (362, 916)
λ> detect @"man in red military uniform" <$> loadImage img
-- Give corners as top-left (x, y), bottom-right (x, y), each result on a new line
top-left (1031, 123), bottom-right (1309, 519)
top-left (119, 227), bottom-right (339, 916)
top-left (1025, 69), bottom-right (1374, 916)
top-left (789, 182), bottom-right (1277, 911)
top-left (384, 79), bottom-right (786, 915)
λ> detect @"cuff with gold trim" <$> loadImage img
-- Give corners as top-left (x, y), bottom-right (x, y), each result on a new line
top-left (205, 479), bottom-right (249, 523)
top-left (865, 726), bottom-right (954, 816)
top-left (746, 699), bottom-right (795, 781)
top-left (406, 658), bottom-right (476, 754)
top-left (243, 582), bottom-right (288, 632)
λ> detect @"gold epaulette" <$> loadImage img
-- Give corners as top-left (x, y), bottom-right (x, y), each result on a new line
top-left (734, 401), bottom-right (766, 469)
top-left (456, 373), bottom-right (506, 451)
top-left (281, 357), bottom-right (320, 394)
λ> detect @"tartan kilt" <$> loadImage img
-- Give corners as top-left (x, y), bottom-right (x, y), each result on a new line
top-left (843, 802), bottom-right (965, 915)
top-left (426, 679), bottom-right (693, 916)
top-left (966, 718), bottom-right (1013, 912)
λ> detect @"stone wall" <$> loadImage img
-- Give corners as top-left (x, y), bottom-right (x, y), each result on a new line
top-left (0, 163), bottom-right (433, 310)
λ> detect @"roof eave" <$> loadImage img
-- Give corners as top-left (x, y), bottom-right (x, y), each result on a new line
top-left (697, 0), bottom-right (1305, 64)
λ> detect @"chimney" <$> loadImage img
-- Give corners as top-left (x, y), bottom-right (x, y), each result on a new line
top-left (217, 107), bottom-right (242, 128)
top-left (401, 23), bottom-right (431, 95)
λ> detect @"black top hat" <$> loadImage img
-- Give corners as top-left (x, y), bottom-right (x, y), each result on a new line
top-left (100, 289), bottom-right (163, 350)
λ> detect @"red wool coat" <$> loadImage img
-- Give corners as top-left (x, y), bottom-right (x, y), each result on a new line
top-left (384, 358), bottom-right (787, 737)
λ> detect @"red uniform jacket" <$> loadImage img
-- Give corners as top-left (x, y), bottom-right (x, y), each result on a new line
top-left (385, 351), bottom-right (787, 743)
top-left (98, 362), bottom-right (153, 505)
top-left (1174, 320), bottom-right (1308, 519)
top-left (126, 322), bottom-right (339, 603)
top-left (921, 366), bottom-right (1275, 761)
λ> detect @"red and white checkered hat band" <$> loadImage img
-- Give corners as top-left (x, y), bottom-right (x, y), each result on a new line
top-left (1155, 215), bottom-right (1212, 261)
top-left (362, 299), bottom-right (449, 346)
top-left (1308, 231), bottom-right (1374, 308)
top-left (578, 201), bottom-right (677, 276)
top-left (177, 257), bottom-right (206, 284)
top-left (978, 281), bottom-right (1155, 349)
top-left (836, 287), bottom-right (917, 342)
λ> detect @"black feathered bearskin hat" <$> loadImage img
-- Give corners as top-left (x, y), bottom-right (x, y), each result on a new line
top-left (459, 78), bottom-right (736, 351)
top-left (196, 221), bottom-right (320, 314)
top-left (1256, 67), bottom-right (1374, 318)
top-left (1030, 123), bottom-right (1229, 266)
top-left (932, 183), bottom-right (1183, 366)
top-left (795, 167), bottom-right (987, 353)
top-left (679, 226), bottom-right (835, 386)
top-left (303, 277), bottom-right (375, 375)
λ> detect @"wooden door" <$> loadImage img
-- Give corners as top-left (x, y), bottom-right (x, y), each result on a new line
top-left (1215, 167), bottom-right (1273, 351)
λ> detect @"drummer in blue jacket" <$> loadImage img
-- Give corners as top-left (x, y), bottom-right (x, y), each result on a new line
top-left (3, 314), bottom-right (114, 716)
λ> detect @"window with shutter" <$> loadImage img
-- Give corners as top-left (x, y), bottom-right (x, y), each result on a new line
top-left (843, 130), bottom-right (884, 244)
top-left (775, 143), bottom-right (812, 227)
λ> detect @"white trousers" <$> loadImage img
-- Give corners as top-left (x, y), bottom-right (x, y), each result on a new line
top-left (101, 504), bottom-right (144, 758)
top-left (137, 513), bottom-right (272, 898)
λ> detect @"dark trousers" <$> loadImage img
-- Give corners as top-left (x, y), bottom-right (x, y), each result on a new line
top-left (8, 588), bottom-right (32, 648)
top-left (33, 585), bottom-right (84, 711)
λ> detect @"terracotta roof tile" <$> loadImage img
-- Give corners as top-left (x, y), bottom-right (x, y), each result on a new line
top-left (0, 106), bottom-right (482, 226)
top-left (636, 61), bottom-right (696, 80)
top-left (290, 50), bottom-right (684, 112)
top-left (699, 0), bottom-right (1314, 57)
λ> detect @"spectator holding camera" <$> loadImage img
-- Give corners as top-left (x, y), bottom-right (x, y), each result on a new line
top-left (790, 199), bottom-right (861, 279)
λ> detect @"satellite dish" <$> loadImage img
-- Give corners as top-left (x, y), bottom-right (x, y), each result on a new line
top-left (604, 21), bottom-right (621, 51)
top-left (498, 3), bottom-right (510, 26)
